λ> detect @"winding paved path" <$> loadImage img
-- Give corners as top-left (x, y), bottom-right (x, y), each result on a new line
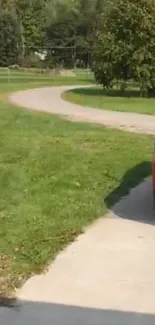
top-left (1, 86), bottom-right (155, 324)
top-left (10, 85), bottom-right (155, 134)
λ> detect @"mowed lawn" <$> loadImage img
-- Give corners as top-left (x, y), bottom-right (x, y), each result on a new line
top-left (0, 79), bottom-right (152, 297)
top-left (0, 68), bottom-right (94, 89)
top-left (0, 74), bottom-right (93, 94)
top-left (63, 87), bottom-right (155, 115)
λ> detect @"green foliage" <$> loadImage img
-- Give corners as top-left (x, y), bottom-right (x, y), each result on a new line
top-left (93, 0), bottom-right (155, 96)
top-left (44, 0), bottom-right (104, 68)
top-left (0, 9), bottom-right (22, 67)
top-left (4, 0), bottom-right (155, 83)
top-left (22, 53), bottom-right (43, 68)
top-left (0, 0), bottom-right (105, 68)
top-left (15, 0), bottom-right (46, 54)
top-left (0, 0), bottom-right (46, 66)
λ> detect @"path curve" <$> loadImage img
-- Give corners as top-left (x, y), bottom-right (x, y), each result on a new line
top-left (2, 85), bottom-right (155, 324)
top-left (10, 85), bottom-right (155, 134)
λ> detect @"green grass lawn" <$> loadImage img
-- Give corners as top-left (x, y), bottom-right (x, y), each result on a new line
top-left (0, 68), bottom-right (93, 85)
top-left (63, 87), bottom-right (155, 115)
top-left (0, 78), bottom-right (152, 298)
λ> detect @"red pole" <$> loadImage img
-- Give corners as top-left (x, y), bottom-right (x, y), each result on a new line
top-left (152, 137), bottom-right (155, 201)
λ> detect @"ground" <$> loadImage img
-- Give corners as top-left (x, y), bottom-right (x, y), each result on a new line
top-left (11, 85), bottom-right (155, 134)
top-left (1, 172), bottom-right (155, 325)
top-left (1, 79), bottom-right (155, 323)
top-left (63, 86), bottom-right (155, 115)
top-left (0, 79), bottom-right (153, 297)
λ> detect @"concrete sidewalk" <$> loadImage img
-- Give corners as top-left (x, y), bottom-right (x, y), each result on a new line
top-left (1, 178), bottom-right (155, 324)
top-left (3, 86), bottom-right (155, 324)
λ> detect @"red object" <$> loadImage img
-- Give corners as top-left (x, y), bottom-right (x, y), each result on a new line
top-left (152, 156), bottom-right (155, 193)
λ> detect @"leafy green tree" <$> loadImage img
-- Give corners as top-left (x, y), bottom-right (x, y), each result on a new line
top-left (93, 0), bottom-right (155, 96)
top-left (44, 0), bottom-right (105, 68)
top-left (0, 0), bottom-right (47, 66)
top-left (0, 9), bottom-right (22, 66)
top-left (16, 0), bottom-right (46, 55)
top-left (44, 0), bottom-right (79, 68)
top-left (0, 0), bottom-right (106, 69)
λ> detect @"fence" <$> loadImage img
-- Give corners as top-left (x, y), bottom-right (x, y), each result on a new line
top-left (0, 46), bottom-right (95, 83)
top-left (0, 67), bottom-right (93, 84)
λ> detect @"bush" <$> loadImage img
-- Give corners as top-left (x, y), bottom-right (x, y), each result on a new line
top-left (22, 53), bottom-right (43, 69)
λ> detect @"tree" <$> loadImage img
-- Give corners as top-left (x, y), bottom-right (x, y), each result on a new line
top-left (0, 9), bottom-right (22, 66)
top-left (44, 0), bottom-right (79, 68)
top-left (93, 0), bottom-right (155, 96)
top-left (44, 0), bottom-right (105, 68)
top-left (15, 0), bottom-right (46, 56)
top-left (0, 0), bottom-right (47, 66)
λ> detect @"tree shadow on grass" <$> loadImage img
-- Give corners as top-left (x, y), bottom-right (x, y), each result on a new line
top-left (70, 87), bottom-right (143, 98)
top-left (104, 161), bottom-right (155, 224)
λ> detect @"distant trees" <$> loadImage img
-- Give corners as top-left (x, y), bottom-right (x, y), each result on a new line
top-left (15, 0), bottom-right (46, 54)
top-left (0, 0), bottom-right (46, 66)
top-left (0, 0), bottom-right (104, 68)
top-left (1, 0), bottom-right (155, 96)
top-left (44, 0), bottom-right (78, 68)
top-left (44, 0), bottom-right (104, 68)
top-left (0, 9), bottom-right (21, 66)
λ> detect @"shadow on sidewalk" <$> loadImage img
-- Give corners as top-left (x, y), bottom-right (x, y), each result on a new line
top-left (104, 161), bottom-right (155, 224)
top-left (0, 299), bottom-right (155, 325)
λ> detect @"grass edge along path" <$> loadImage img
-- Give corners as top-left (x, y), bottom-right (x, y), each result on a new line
top-left (63, 87), bottom-right (155, 115)
top-left (0, 80), bottom-right (152, 299)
